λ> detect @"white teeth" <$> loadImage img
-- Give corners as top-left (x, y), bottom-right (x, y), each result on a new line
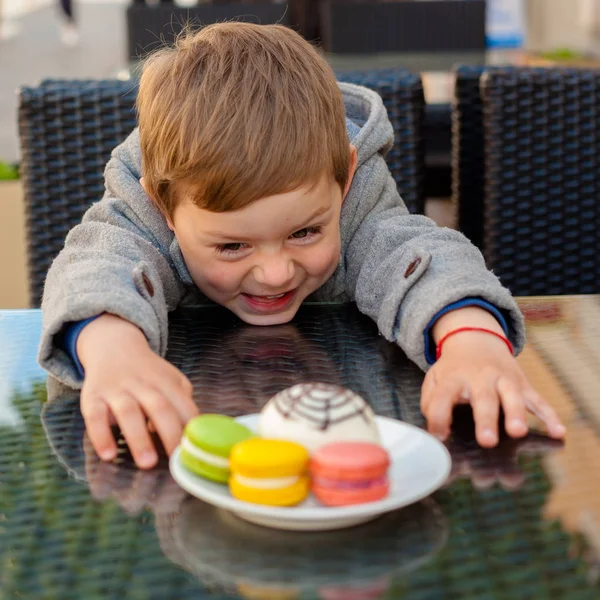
top-left (265, 293), bottom-right (285, 299)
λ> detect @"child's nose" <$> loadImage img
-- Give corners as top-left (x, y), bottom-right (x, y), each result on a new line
top-left (253, 254), bottom-right (295, 289)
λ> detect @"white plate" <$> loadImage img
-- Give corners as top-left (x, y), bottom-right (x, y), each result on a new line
top-left (170, 414), bottom-right (451, 531)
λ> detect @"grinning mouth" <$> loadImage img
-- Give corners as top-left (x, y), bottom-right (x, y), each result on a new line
top-left (240, 289), bottom-right (297, 313)
top-left (245, 291), bottom-right (290, 299)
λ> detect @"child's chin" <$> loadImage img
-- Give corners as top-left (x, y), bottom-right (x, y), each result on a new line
top-left (235, 308), bottom-right (298, 327)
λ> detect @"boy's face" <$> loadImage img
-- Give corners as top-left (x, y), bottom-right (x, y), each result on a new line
top-left (162, 147), bottom-right (357, 326)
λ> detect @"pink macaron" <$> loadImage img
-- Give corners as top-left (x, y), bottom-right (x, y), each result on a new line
top-left (310, 442), bottom-right (390, 507)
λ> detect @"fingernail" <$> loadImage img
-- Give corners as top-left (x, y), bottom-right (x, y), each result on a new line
top-left (100, 448), bottom-right (116, 461)
top-left (553, 424), bottom-right (567, 437)
top-left (139, 452), bottom-right (156, 469)
top-left (481, 429), bottom-right (497, 445)
top-left (510, 419), bottom-right (528, 433)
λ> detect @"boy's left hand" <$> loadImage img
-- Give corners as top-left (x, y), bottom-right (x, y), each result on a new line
top-left (422, 307), bottom-right (566, 447)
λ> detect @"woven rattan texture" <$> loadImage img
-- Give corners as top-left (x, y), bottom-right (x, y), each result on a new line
top-left (1, 306), bottom-right (600, 598)
top-left (338, 68), bottom-right (426, 215)
top-left (452, 65), bottom-right (487, 250)
top-left (18, 79), bottom-right (139, 307)
top-left (482, 68), bottom-right (600, 295)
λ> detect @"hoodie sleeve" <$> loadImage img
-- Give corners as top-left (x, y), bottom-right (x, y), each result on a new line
top-left (38, 130), bottom-right (186, 389)
top-left (342, 154), bottom-right (525, 372)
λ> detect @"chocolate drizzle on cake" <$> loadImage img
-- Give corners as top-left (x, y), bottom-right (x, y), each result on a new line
top-left (272, 383), bottom-right (373, 431)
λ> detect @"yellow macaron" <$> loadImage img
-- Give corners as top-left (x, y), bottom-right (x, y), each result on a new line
top-left (229, 439), bottom-right (310, 506)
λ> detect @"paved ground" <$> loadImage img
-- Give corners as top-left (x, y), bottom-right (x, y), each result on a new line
top-left (0, 3), bottom-right (127, 162)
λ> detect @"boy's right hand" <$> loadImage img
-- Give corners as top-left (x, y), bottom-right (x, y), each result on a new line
top-left (77, 314), bottom-right (199, 469)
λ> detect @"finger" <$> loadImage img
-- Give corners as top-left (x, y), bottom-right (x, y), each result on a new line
top-left (471, 386), bottom-right (500, 448)
top-left (151, 475), bottom-right (189, 514)
top-left (109, 393), bottom-right (158, 469)
top-left (81, 397), bottom-right (118, 462)
top-left (90, 461), bottom-right (121, 501)
top-left (471, 470), bottom-right (498, 490)
top-left (497, 377), bottom-right (528, 438)
top-left (161, 372), bottom-right (199, 424)
top-left (83, 433), bottom-right (112, 500)
top-left (133, 385), bottom-right (185, 456)
top-left (523, 388), bottom-right (566, 439)
top-left (420, 368), bottom-right (438, 414)
top-left (517, 436), bottom-right (564, 454)
top-left (498, 470), bottom-right (525, 491)
top-left (423, 379), bottom-right (464, 441)
top-left (84, 433), bottom-right (120, 500)
top-left (115, 470), bottom-right (159, 516)
top-left (449, 458), bottom-right (471, 479)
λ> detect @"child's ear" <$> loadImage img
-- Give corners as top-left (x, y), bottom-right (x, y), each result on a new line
top-left (140, 177), bottom-right (175, 231)
top-left (342, 145), bottom-right (358, 201)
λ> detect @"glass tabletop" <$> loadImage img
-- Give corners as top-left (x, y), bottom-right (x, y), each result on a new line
top-left (1, 298), bottom-right (599, 599)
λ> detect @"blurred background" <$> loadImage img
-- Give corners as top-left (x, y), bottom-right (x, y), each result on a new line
top-left (2, 0), bottom-right (600, 309)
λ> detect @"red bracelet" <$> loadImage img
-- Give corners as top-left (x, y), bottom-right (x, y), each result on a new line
top-left (435, 327), bottom-right (514, 360)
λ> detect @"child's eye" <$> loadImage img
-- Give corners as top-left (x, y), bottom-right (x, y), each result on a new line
top-left (215, 242), bottom-right (248, 255)
top-left (290, 226), bottom-right (322, 240)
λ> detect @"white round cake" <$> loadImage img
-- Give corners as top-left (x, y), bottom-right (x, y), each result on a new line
top-left (258, 383), bottom-right (380, 453)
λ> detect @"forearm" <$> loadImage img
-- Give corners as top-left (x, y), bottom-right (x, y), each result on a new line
top-left (77, 313), bottom-right (149, 371)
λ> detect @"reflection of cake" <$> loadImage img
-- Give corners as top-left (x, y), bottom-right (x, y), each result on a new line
top-left (258, 383), bottom-right (380, 453)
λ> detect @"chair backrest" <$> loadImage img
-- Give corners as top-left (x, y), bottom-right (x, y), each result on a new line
top-left (482, 68), bottom-right (600, 296)
top-left (19, 73), bottom-right (425, 307)
top-left (337, 67), bottom-right (426, 216)
top-left (18, 79), bottom-right (138, 307)
top-left (452, 66), bottom-right (600, 296)
top-left (452, 65), bottom-right (486, 250)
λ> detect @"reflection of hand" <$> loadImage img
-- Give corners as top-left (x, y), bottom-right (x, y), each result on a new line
top-left (83, 433), bottom-right (187, 516)
top-left (444, 407), bottom-right (564, 491)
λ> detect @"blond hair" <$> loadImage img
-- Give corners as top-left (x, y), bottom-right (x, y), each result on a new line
top-left (136, 23), bottom-right (350, 217)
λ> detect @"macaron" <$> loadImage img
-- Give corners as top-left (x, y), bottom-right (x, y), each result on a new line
top-left (180, 414), bottom-right (254, 483)
top-left (310, 442), bottom-right (390, 507)
top-left (230, 439), bottom-right (310, 506)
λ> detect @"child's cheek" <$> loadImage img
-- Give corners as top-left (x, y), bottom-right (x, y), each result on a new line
top-left (304, 239), bottom-right (341, 278)
top-left (191, 261), bottom-right (245, 294)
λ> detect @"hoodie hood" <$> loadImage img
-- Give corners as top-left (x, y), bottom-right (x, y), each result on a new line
top-left (340, 82), bottom-right (395, 167)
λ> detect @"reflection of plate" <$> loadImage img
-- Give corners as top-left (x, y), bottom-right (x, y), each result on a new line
top-left (160, 495), bottom-right (448, 598)
top-left (170, 414), bottom-right (451, 531)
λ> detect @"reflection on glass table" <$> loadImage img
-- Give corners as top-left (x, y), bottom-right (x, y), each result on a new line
top-left (2, 298), bottom-right (600, 598)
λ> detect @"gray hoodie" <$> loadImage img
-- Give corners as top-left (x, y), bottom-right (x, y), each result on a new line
top-left (39, 83), bottom-right (524, 388)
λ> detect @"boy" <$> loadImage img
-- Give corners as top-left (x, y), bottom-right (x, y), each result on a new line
top-left (39, 23), bottom-right (565, 469)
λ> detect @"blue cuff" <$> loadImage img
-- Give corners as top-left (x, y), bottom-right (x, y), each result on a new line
top-left (424, 298), bottom-right (510, 365)
top-left (62, 316), bottom-right (100, 377)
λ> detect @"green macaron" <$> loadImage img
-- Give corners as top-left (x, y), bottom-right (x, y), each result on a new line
top-left (180, 414), bottom-right (254, 483)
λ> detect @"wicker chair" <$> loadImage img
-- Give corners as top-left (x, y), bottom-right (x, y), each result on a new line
top-left (337, 67), bottom-right (426, 216)
top-left (18, 79), bottom-right (138, 307)
top-left (452, 65), bottom-right (487, 250)
top-left (452, 66), bottom-right (600, 295)
top-left (483, 68), bottom-right (600, 296)
top-left (18, 72), bottom-right (425, 307)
